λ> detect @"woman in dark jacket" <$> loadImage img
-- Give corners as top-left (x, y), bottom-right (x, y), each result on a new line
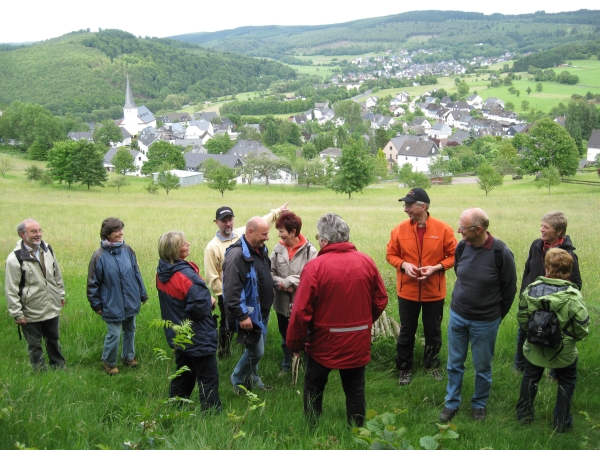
top-left (157, 231), bottom-right (220, 411)
top-left (513, 211), bottom-right (582, 372)
top-left (87, 217), bottom-right (148, 375)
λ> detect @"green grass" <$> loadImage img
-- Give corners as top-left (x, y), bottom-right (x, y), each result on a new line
top-left (1, 158), bottom-right (600, 449)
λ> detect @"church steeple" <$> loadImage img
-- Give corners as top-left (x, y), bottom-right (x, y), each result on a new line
top-left (124, 75), bottom-right (137, 109)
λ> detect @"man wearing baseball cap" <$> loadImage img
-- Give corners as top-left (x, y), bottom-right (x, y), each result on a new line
top-left (386, 188), bottom-right (456, 386)
top-left (204, 202), bottom-right (289, 358)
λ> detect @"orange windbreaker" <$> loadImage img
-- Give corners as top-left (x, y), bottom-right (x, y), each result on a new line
top-left (386, 214), bottom-right (456, 301)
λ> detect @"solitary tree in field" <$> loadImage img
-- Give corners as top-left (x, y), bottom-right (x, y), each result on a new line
top-left (536, 165), bottom-right (560, 194)
top-left (111, 148), bottom-right (136, 175)
top-left (536, 82), bottom-right (543, 93)
top-left (203, 159), bottom-right (237, 197)
top-left (108, 174), bottom-right (130, 193)
top-left (294, 157), bottom-right (327, 188)
top-left (156, 171), bottom-right (180, 195)
top-left (518, 119), bottom-right (579, 177)
top-left (0, 159), bottom-right (14, 178)
top-left (74, 142), bottom-right (108, 189)
top-left (476, 163), bottom-right (503, 196)
top-left (329, 138), bottom-right (373, 199)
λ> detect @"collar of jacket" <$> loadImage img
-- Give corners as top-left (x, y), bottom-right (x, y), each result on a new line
top-left (18, 240), bottom-right (48, 261)
top-left (240, 235), bottom-right (268, 262)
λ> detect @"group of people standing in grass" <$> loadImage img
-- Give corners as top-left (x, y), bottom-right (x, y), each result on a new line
top-left (4, 193), bottom-right (589, 432)
top-left (386, 188), bottom-right (588, 433)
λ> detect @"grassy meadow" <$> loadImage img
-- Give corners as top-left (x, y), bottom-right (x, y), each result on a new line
top-left (1, 159), bottom-right (600, 449)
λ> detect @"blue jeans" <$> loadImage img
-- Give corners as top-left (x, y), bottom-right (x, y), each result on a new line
top-left (103, 316), bottom-right (136, 367)
top-left (232, 313), bottom-right (269, 387)
top-left (445, 310), bottom-right (500, 410)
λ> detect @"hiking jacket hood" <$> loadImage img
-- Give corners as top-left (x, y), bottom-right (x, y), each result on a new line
top-left (5, 240), bottom-right (64, 322)
top-left (518, 277), bottom-right (589, 368)
top-left (156, 259), bottom-right (217, 356)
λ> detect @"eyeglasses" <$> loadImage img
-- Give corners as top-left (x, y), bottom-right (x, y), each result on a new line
top-left (403, 203), bottom-right (418, 209)
top-left (457, 224), bottom-right (477, 232)
top-left (28, 229), bottom-right (43, 234)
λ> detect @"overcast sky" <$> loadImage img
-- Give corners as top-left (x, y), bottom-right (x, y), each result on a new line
top-left (1, 1), bottom-right (597, 44)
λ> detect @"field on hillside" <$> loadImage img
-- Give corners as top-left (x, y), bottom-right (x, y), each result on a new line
top-left (1, 160), bottom-right (600, 449)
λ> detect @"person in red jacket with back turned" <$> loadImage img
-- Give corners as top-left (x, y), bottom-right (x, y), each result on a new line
top-left (386, 188), bottom-right (456, 386)
top-left (287, 213), bottom-right (388, 427)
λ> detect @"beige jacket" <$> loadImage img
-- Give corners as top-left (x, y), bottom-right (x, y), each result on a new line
top-left (5, 240), bottom-right (65, 322)
top-left (270, 238), bottom-right (318, 317)
top-left (204, 208), bottom-right (282, 296)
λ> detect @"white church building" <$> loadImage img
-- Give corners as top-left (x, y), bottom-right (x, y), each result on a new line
top-left (118, 76), bottom-right (156, 138)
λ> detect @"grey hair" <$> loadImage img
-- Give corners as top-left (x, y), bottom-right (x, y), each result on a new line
top-left (414, 201), bottom-right (430, 211)
top-left (317, 213), bottom-right (350, 243)
top-left (541, 211), bottom-right (567, 238)
top-left (17, 219), bottom-right (37, 236)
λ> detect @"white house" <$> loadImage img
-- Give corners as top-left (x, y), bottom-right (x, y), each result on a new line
top-left (427, 122), bottom-right (452, 139)
top-left (383, 135), bottom-right (412, 170)
top-left (587, 129), bottom-right (600, 163)
top-left (185, 119), bottom-right (214, 143)
top-left (396, 140), bottom-right (439, 173)
top-left (152, 170), bottom-right (203, 187)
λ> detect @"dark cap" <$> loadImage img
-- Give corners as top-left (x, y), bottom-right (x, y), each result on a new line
top-left (398, 188), bottom-right (430, 204)
top-left (215, 206), bottom-right (235, 221)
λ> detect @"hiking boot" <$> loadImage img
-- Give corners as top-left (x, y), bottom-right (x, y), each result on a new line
top-left (472, 407), bottom-right (487, 421)
top-left (547, 370), bottom-right (557, 383)
top-left (122, 358), bottom-right (139, 368)
top-left (398, 370), bottom-right (413, 386)
top-left (427, 368), bottom-right (443, 381)
top-left (230, 375), bottom-right (246, 396)
top-left (555, 421), bottom-right (573, 433)
top-left (277, 369), bottom-right (290, 378)
top-left (256, 384), bottom-right (274, 392)
top-left (103, 361), bottom-right (119, 375)
top-left (439, 407), bottom-right (459, 423)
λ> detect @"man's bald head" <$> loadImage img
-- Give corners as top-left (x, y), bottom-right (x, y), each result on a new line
top-left (245, 216), bottom-right (270, 249)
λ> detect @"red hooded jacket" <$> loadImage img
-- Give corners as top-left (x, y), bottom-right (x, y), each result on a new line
top-left (286, 241), bottom-right (388, 369)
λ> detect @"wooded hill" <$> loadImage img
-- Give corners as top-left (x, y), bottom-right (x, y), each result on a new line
top-left (0, 29), bottom-right (296, 118)
top-left (171, 9), bottom-right (600, 62)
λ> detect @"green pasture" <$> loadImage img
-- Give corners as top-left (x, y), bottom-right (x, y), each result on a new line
top-left (1, 157), bottom-right (599, 449)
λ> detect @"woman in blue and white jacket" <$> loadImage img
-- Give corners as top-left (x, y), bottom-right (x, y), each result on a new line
top-left (87, 217), bottom-right (148, 375)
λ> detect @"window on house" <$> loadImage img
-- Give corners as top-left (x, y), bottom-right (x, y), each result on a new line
top-left (416, 158), bottom-right (419, 161)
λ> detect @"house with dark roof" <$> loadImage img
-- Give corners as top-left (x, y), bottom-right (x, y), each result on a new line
top-left (162, 112), bottom-right (192, 125)
top-left (587, 129), bottom-right (600, 162)
top-left (447, 130), bottom-right (469, 146)
top-left (397, 140), bottom-right (439, 173)
top-left (383, 135), bottom-right (412, 170)
top-left (427, 122), bottom-right (452, 139)
top-left (183, 153), bottom-right (243, 172)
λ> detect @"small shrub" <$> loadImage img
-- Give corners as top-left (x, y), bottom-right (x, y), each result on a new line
top-left (145, 181), bottom-right (159, 194)
top-left (25, 164), bottom-right (44, 181)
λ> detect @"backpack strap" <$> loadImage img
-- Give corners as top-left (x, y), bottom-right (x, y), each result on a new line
top-left (13, 249), bottom-right (26, 300)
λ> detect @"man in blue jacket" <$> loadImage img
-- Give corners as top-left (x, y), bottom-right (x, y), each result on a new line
top-left (223, 216), bottom-right (274, 393)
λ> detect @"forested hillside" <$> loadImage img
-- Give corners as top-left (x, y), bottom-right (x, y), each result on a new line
top-left (0, 29), bottom-right (296, 119)
top-left (172, 9), bottom-right (600, 62)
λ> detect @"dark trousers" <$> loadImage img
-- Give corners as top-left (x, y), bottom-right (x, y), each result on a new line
top-left (217, 295), bottom-right (233, 358)
top-left (304, 354), bottom-right (366, 427)
top-left (21, 316), bottom-right (66, 370)
top-left (516, 359), bottom-right (577, 430)
top-left (276, 312), bottom-right (292, 371)
top-left (396, 297), bottom-right (444, 370)
top-left (170, 349), bottom-right (221, 411)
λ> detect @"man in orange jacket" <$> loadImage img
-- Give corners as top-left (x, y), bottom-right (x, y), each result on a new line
top-left (386, 188), bottom-right (456, 386)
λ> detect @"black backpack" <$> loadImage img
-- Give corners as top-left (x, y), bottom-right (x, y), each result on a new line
top-left (526, 299), bottom-right (563, 359)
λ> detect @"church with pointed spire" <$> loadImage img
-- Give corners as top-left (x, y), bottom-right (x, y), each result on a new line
top-left (118, 76), bottom-right (156, 138)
